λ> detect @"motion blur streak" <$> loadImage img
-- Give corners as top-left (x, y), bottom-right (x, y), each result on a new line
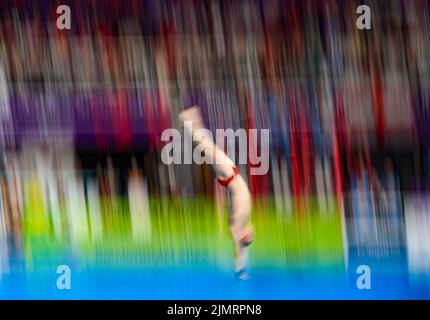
top-left (0, 0), bottom-right (429, 298)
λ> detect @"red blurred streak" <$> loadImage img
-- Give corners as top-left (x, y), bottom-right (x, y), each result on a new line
top-left (289, 95), bottom-right (300, 212)
top-left (372, 66), bottom-right (385, 150)
top-left (299, 95), bottom-right (311, 197)
top-left (333, 94), bottom-right (346, 215)
top-left (114, 90), bottom-right (132, 151)
top-left (246, 98), bottom-right (259, 197)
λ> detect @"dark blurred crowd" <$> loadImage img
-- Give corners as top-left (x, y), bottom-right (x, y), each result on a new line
top-left (0, 0), bottom-right (428, 185)
top-left (0, 0), bottom-right (428, 145)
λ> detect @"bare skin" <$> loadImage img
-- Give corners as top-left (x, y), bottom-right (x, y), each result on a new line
top-left (179, 106), bottom-right (253, 278)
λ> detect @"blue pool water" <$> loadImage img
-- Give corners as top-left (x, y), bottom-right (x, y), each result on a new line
top-left (1, 253), bottom-right (429, 299)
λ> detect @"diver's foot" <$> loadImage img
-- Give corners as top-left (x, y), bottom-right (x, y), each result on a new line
top-left (178, 106), bottom-right (205, 131)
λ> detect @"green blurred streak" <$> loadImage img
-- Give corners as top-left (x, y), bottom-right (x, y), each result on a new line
top-left (22, 196), bottom-right (344, 270)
